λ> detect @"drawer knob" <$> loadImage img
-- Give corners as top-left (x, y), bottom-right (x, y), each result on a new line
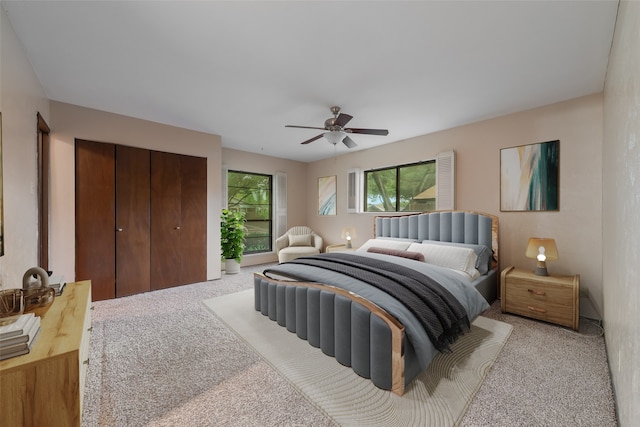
top-left (528, 289), bottom-right (546, 296)
top-left (528, 306), bottom-right (547, 313)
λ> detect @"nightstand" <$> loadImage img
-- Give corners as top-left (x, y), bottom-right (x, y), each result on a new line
top-left (501, 265), bottom-right (580, 330)
top-left (326, 244), bottom-right (358, 253)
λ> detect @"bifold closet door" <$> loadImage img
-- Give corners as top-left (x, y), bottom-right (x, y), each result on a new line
top-left (115, 145), bottom-right (151, 297)
top-left (75, 140), bottom-right (116, 301)
top-left (150, 151), bottom-right (207, 290)
top-left (150, 152), bottom-right (182, 290)
top-left (179, 155), bottom-right (207, 284)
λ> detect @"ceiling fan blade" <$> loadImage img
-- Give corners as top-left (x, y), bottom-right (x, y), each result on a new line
top-left (300, 134), bottom-right (324, 145)
top-left (286, 125), bottom-right (326, 130)
top-left (334, 113), bottom-right (353, 128)
top-left (345, 128), bottom-right (389, 136)
top-left (342, 135), bottom-right (357, 149)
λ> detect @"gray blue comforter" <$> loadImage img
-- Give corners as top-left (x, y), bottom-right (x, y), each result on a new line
top-left (263, 251), bottom-right (490, 371)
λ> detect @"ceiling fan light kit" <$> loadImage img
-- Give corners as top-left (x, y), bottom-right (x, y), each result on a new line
top-left (286, 106), bottom-right (389, 149)
top-left (324, 130), bottom-right (346, 145)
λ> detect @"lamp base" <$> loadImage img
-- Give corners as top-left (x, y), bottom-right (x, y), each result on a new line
top-left (534, 265), bottom-right (548, 276)
top-left (345, 241), bottom-right (352, 249)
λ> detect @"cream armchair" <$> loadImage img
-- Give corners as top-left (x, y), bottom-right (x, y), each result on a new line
top-left (275, 226), bottom-right (324, 263)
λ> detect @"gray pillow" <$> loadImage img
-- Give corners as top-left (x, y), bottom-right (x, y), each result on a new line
top-left (421, 240), bottom-right (493, 275)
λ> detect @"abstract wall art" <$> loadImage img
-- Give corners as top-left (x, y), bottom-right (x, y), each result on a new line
top-left (500, 140), bottom-right (559, 211)
top-left (318, 175), bottom-right (337, 216)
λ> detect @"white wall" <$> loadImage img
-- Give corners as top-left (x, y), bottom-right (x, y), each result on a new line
top-left (49, 101), bottom-right (222, 282)
top-left (0, 4), bottom-right (50, 289)
top-left (602, 1), bottom-right (640, 425)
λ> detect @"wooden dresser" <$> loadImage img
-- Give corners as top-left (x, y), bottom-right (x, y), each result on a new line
top-left (501, 266), bottom-right (579, 330)
top-left (0, 281), bottom-right (92, 427)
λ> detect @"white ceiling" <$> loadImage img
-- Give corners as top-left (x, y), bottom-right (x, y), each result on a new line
top-left (3, 1), bottom-right (618, 162)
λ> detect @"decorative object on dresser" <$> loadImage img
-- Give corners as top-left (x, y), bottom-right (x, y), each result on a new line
top-left (21, 266), bottom-right (56, 317)
top-left (0, 312), bottom-right (33, 339)
top-left (48, 275), bottom-right (66, 295)
top-left (0, 281), bottom-right (92, 427)
top-left (0, 313), bottom-right (40, 360)
top-left (501, 265), bottom-right (579, 330)
top-left (525, 237), bottom-right (559, 276)
top-left (0, 288), bottom-right (24, 325)
top-left (340, 226), bottom-right (356, 248)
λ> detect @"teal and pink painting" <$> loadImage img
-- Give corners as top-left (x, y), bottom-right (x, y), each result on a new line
top-left (500, 140), bottom-right (559, 211)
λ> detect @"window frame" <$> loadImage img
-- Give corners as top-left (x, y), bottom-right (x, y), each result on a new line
top-left (227, 170), bottom-right (273, 255)
top-left (363, 159), bottom-right (436, 213)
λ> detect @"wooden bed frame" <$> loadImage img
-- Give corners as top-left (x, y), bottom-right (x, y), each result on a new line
top-left (254, 211), bottom-right (499, 396)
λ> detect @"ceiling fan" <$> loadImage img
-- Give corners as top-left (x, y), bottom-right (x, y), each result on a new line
top-left (285, 106), bottom-right (389, 148)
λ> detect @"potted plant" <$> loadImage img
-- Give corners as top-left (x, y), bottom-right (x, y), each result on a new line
top-left (220, 209), bottom-right (246, 274)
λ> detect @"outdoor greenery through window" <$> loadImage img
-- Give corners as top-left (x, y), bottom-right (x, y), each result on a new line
top-left (227, 171), bottom-right (272, 254)
top-left (364, 160), bottom-right (436, 212)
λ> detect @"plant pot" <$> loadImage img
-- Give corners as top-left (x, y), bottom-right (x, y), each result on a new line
top-left (224, 259), bottom-right (241, 275)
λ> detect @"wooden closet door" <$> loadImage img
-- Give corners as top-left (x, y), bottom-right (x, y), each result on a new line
top-left (150, 151), bottom-right (182, 290)
top-left (179, 155), bottom-right (207, 284)
top-left (115, 145), bottom-right (151, 297)
top-left (75, 140), bottom-right (116, 301)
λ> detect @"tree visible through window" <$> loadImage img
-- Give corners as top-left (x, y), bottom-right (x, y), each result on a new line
top-left (364, 160), bottom-right (436, 212)
top-left (227, 171), bottom-right (272, 254)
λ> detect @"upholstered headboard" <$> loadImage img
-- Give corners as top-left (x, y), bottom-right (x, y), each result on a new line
top-left (374, 211), bottom-right (499, 266)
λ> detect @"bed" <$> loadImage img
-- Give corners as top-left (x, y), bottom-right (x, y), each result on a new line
top-left (253, 210), bottom-right (499, 396)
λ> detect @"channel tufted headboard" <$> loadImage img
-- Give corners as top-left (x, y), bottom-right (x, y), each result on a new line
top-left (374, 211), bottom-right (499, 267)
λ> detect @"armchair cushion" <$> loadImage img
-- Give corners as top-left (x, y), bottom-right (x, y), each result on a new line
top-left (289, 234), bottom-right (312, 247)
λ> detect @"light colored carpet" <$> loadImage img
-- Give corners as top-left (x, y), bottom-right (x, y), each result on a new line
top-left (204, 289), bottom-right (513, 427)
top-left (82, 264), bottom-right (618, 426)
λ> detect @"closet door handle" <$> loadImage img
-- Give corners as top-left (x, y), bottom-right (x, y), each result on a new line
top-left (116, 228), bottom-right (124, 232)
top-left (174, 226), bottom-right (181, 230)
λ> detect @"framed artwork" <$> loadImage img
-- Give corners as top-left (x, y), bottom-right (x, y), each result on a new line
top-left (318, 175), bottom-right (337, 216)
top-left (500, 140), bottom-right (559, 212)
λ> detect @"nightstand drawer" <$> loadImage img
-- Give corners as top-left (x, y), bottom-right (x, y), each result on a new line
top-left (501, 266), bottom-right (579, 330)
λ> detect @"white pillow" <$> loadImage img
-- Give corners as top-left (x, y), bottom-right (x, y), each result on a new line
top-left (357, 238), bottom-right (412, 253)
top-left (289, 234), bottom-right (312, 247)
top-left (407, 243), bottom-right (479, 278)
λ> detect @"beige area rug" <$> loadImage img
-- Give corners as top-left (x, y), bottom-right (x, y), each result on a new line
top-left (203, 289), bottom-right (512, 427)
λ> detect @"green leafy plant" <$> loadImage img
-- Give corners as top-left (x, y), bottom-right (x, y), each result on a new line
top-left (220, 209), bottom-right (246, 262)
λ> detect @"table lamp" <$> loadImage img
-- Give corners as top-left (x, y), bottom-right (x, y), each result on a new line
top-left (341, 227), bottom-right (356, 249)
top-left (525, 237), bottom-right (558, 276)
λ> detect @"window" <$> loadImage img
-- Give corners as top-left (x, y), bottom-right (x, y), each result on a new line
top-left (364, 160), bottom-right (436, 212)
top-left (227, 171), bottom-right (272, 254)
